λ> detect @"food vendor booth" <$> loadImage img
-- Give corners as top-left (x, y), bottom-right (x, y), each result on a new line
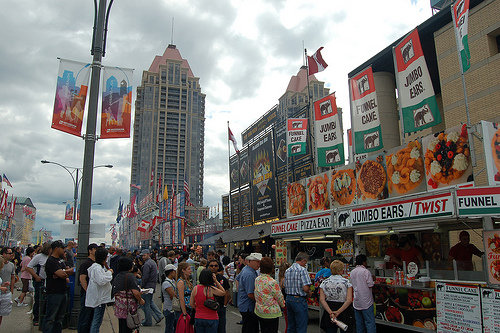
top-left (276, 121), bottom-right (500, 331)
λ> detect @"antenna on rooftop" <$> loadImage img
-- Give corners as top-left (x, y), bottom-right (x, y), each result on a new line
top-left (171, 17), bottom-right (175, 45)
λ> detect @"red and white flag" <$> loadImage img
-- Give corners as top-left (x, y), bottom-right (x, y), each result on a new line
top-left (9, 196), bottom-right (16, 218)
top-left (183, 179), bottom-right (190, 203)
top-left (156, 175), bottom-right (162, 203)
top-left (137, 219), bottom-right (150, 232)
top-left (130, 183), bottom-right (141, 190)
top-left (0, 190), bottom-right (7, 214)
top-left (128, 194), bottom-right (138, 218)
top-left (307, 47), bottom-right (328, 76)
top-left (228, 127), bottom-right (240, 154)
top-left (150, 169), bottom-right (154, 187)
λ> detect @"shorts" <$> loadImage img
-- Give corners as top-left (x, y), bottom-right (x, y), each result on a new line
top-left (21, 278), bottom-right (31, 293)
top-left (0, 292), bottom-right (13, 316)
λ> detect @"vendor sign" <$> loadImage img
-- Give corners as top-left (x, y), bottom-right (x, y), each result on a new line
top-left (481, 287), bottom-right (500, 332)
top-left (336, 239), bottom-right (354, 262)
top-left (436, 282), bottom-right (482, 332)
top-left (271, 212), bottom-right (332, 236)
top-left (345, 192), bottom-right (454, 226)
top-left (480, 120), bottom-right (500, 186)
top-left (287, 118), bottom-right (308, 157)
top-left (313, 93), bottom-right (344, 166)
top-left (456, 186), bottom-right (500, 217)
top-left (484, 230), bottom-right (500, 285)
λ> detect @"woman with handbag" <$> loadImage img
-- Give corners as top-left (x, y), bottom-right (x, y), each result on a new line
top-left (189, 269), bottom-right (226, 333)
top-left (112, 257), bottom-right (145, 333)
top-left (86, 247), bottom-right (113, 333)
top-left (176, 262), bottom-right (193, 323)
top-left (319, 260), bottom-right (354, 333)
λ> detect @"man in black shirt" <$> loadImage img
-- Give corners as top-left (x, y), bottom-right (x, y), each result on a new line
top-left (208, 259), bottom-right (230, 333)
top-left (77, 243), bottom-right (98, 333)
top-left (44, 241), bottom-right (74, 333)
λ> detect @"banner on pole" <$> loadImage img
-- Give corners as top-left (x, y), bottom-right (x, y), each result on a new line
top-left (452, 0), bottom-right (471, 73)
top-left (393, 29), bottom-right (442, 133)
top-left (287, 118), bottom-right (308, 157)
top-left (64, 204), bottom-right (73, 220)
top-left (101, 66), bottom-right (133, 138)
top-left (52, 59), bottom-right (91, 136)
top-left (313, 94), bottom-right (344, 166)
top-left (349, 66), bottom-right (383, 154)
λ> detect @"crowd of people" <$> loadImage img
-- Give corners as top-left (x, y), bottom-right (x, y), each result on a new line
top-left (0, 241), bottom-right (384, 333)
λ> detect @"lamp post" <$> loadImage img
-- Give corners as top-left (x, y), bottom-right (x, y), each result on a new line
top-left (41, 160), bottom-right (112, 225)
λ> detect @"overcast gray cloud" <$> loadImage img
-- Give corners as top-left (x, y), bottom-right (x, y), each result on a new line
top-left (0, 0), bottom-right (432, 242)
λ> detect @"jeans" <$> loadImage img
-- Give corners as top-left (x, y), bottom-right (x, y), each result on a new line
top-left (258, 317), bottom-right (279, 333)
top-left (118, 318), bottom-right (132, 333)
top-left (354, 305), bottom-right (376, 333)
top-left (33, 280), bottom-right (44, 322)
top-left (217, 307), bottom-right (226, 333)
top-left (90, 304), bottom-right (106, 333)
top-left (194, 318), bottom-right (218, 333)
top-left (43, 293), bottom-right (67, 333)
top-left (285, 296), bottom-right (308, 333)
top-left (141, 293), bottom-right (163, 326)
top-left (164, 310), bottom-right (176, 333)
top-left (77, 291), bottom-right (95, 333)
top-left (241, 311), bottom-right (259, 333)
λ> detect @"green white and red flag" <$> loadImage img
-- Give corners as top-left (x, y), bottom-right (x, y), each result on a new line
top-left (452, 0), bottom-right (471, 73)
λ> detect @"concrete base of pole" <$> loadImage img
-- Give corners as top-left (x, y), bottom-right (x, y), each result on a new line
top-left (68, 251), bottom-right (87, 329)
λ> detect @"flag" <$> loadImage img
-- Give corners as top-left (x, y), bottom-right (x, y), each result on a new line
top-left (393, 28), bottom-right (442, 133)
top-left (0, 190), bottom-right (7, 214)
top-left (349, 66), bottom-right (383, 153)
top-left (128, 194), bottom-right (138, 218)
top-left (156, 175), bottom-right (163, 203)
top-left (150, 168), bottom-right (154, 187)
top-left (2, 174), bottom-right (12, 187)
top-left (116, 199), bottom-right (123, 223)
top-left (184, 179), bottom-right (190, 203)
top-left (287, 118), bottom-right (308, 157)
top-left (137, 219), bottom-right (150, 232)
top-left (52, 59), bottom-right (91, 136)
top-left (8, 196), bottom-right (16, 218)
top-left (307, 47), bottom-right (328, 76)
top-left (130, 183), bottom-right (141, 190)
top-left (228, 127), bottom-right (240, 154)
top-left (452, 0), bottom-right (471, 73)
top-left (64, 204), bottom-right (73, 220)
top-left (100, 66), bottom-right (133, 138)
top-left (163, 184), bottom-right (169, 201)
top-left (313, 93), bottom-right (345, 166)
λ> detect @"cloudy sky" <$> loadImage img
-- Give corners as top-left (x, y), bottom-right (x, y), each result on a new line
top-left (0, 0), bottom-right (433, 242)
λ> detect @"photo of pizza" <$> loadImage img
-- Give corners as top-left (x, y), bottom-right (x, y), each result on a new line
top-left (386, 140), bottom-right (425, 195)
top-left (488, 233), bottom-right (500, 254)
top-left (424, 125), bottom-right (471, 189)
top-left (331, 168), bottom-right (356, 206)
top-left (287, 182), bottom-right (306, 216)
top-left (490, 260), bottom-right (500, 282)
top-left (307, 174), bottom-right (330, 211)
top-left (357, 158), bottom-right (387, 200)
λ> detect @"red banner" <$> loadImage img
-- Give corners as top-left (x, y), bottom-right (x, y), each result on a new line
top-left (52, 59), bottom-right (91, 136)
top-left (100, 66), bottom-right (133, 138)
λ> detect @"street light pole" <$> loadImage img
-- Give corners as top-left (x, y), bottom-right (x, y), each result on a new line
top-left (73, 168), bottom-right (79, 225)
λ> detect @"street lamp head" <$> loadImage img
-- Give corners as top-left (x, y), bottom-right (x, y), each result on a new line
top-left (104, 165), bottom-right (113, 168)
top-left (41, 160), bottom-right (49, 164)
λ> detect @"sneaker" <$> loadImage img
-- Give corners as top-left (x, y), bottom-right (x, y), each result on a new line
top-left (26, 310), bottom-right (33, 315)
top-left (20, 302), bottom-right (29, 307)
top-left (33, 321), bottom-right (39, 326)
top-left (14, 297), bottom-right (20, 305)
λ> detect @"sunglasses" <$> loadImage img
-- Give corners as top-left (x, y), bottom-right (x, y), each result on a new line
top-left (209, 264), bottom-right (219, 267)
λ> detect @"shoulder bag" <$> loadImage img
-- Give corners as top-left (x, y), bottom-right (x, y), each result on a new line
top-left (125, 274), bottom-right (144, 330)
top-left (203, 286), bottom-right (219, 311)
top-left (171, 279), bottom-right (181, 312)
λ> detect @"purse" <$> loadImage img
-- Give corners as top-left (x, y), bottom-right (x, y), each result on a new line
top-left (124, 274), bottom-right (144, 330)
top-left (171, 279), bottom-right (181, 312)
top-left (203, 286), bottom-right (219, 311)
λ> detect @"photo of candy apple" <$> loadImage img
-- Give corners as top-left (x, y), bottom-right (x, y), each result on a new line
top-left (384, 306), bottom-right (404, 324)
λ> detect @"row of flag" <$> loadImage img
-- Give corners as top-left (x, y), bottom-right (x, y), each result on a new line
top-left (226, 0), bottom-right (470, 164)
top-left (0, 190), bottom-right (16, 218)
top-left (0, 174), bottom-right (13, 188)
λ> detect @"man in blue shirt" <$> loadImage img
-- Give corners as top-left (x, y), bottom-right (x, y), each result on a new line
top-left (236, 252), bottom-right (262, 333)
top-left (284, 252), bottom-right (311, 333)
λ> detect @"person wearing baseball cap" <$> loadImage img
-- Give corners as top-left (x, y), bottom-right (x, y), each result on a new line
top-left (236, 252), bottom-right (262, 332)
top-left (161, 264), bottom-right (177, 333)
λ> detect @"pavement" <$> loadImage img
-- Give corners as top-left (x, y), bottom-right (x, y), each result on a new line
top-left (1, 281), bottom-right (321, 333)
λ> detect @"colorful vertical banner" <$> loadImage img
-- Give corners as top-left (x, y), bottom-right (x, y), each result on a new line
top-left (313, 94), bottom-right (344, 166)
top-left (64, 204), bottom-right (73, 220)
top-left (101, 66), bottom-right (133, 138)
top-left (349, 66), bottom-right (383, 154)
top-left (452, 0), bottom-right (471, 73)
top-left (52, 59), bottom-right (91, 136)
top-left (394, 29), bottom-right (442, 133)
top-left (287, 118), bottom-right (308, 157)
top-left (480, 121), bottom-right (500, 186)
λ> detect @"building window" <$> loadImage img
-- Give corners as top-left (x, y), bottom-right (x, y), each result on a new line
top-left (488, 28), bottom-right (500, 55)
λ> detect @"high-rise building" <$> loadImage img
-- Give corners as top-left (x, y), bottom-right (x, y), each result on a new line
top-left (131, 44), bottom-right (205, 206)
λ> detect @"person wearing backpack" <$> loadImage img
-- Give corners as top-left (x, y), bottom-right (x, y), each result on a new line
top-left (189, 269), bottom-right (226, 333)
top-left (161, 264), bottom-right (177, 333)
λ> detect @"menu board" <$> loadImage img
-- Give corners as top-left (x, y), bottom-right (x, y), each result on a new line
top-left (436, 282), bottom-right (482, 333)
top-left (275, 240), bottom-right (287, 265)
top-left (240, 187), bottom-right (252, 226)
top-left (481, 287), bottom-right (500, 333)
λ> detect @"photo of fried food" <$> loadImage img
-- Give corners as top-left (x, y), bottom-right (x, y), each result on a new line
top-left (287, 183), bottom-right (306, 216)
top-left (357, 160), bottom-right (386, 200)
top-left (488, 233), bottom-right (500, 254)
top-left (308, 174), bottom-right (330, 211)
top-left (490, 260), bottom-right (500, 282)
top-left (331, 169), bottom-right (356, 205)
top-left (386, 140), bottom-right (424, 195)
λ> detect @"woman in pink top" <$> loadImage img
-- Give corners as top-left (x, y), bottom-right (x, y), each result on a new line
top-left (16, 247), bottom-right (35, 306)
top-left (190, 269), bottom-right (225, 333)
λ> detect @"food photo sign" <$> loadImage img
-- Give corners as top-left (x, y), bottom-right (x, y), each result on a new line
top-left (480, 120), bottom-right (500, 186)
top-left (485, 230), bottom-right (500, 285)
top-left (356, 154), bottom-right (389, 204)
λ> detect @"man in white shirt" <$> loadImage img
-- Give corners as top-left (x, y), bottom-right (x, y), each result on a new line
top-left (26, 242), bottom-right (51, 326)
